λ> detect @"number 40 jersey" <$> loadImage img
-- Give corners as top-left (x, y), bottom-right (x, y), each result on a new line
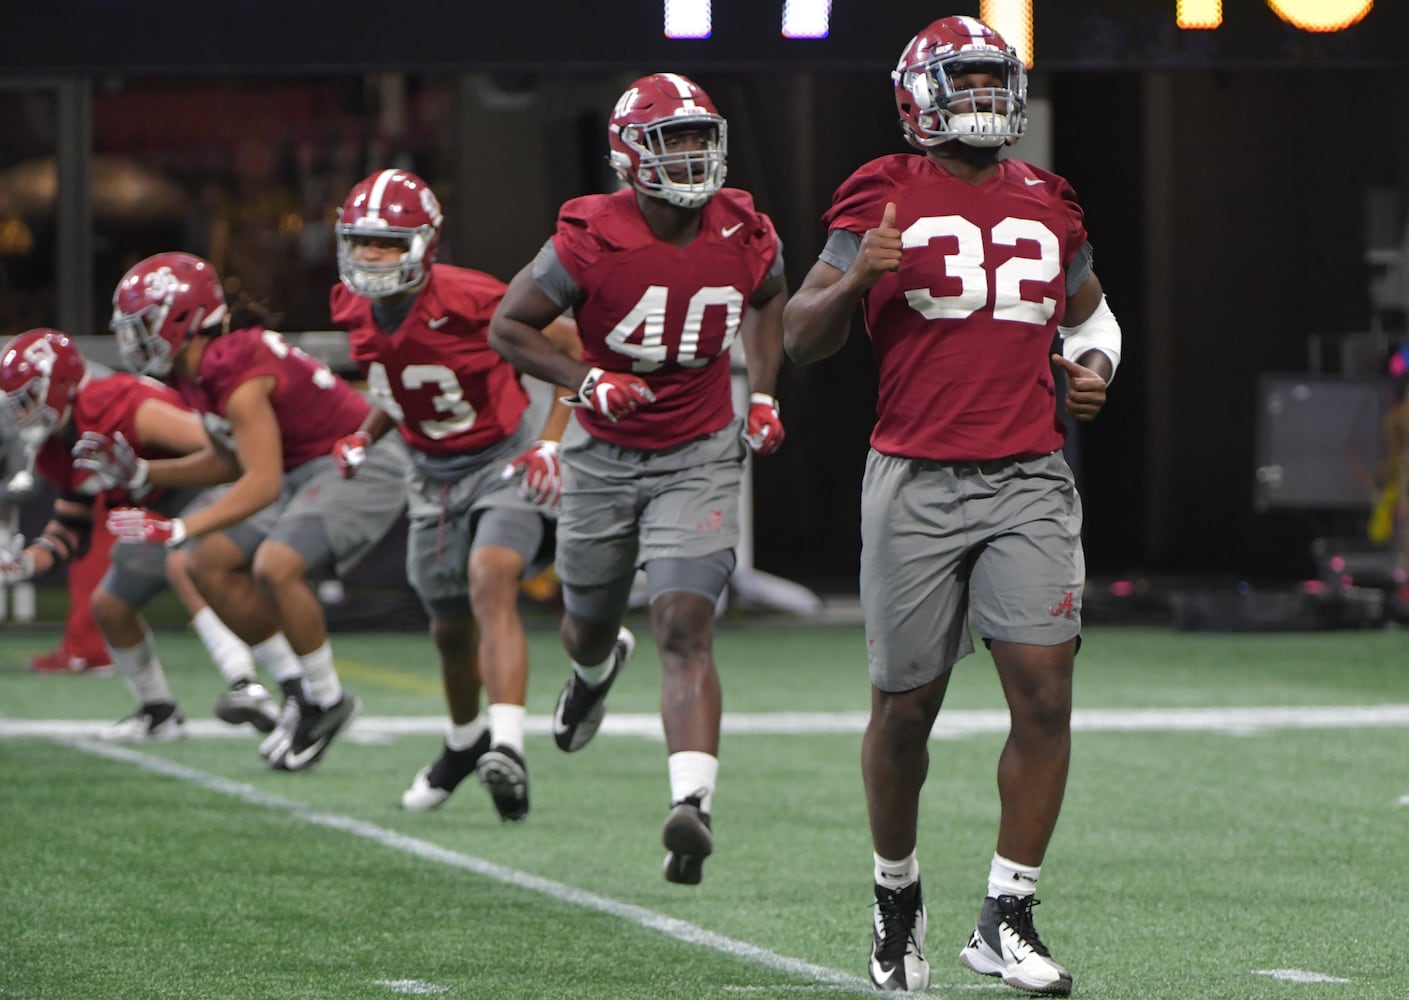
top-left (331, 263), bottom-right (530, 457)
top-left (550, 187), bottom-right (781, 451)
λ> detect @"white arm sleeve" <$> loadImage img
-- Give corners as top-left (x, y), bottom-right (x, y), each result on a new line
top-left (1058, 294), bottom-right (1121, 385)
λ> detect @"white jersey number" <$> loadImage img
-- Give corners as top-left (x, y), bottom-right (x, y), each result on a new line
top-left (606, 285), bottom-right (745, 372)
top-left (259, 330), bottom-right (338, 389)
top-left (365, 361), bottom-right (477, 440)
top-left (901, 216), bottom-right (1061, 325)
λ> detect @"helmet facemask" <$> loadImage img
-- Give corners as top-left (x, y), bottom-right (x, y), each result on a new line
top-left (613, 116), bottom-right (728, 209)
top-left (336, 225), bottom-right (434, 298)
top-left (0, 374), bottom-right (64, 446)
top-left (112, 301), bottom-right (178, 377)
top-left (897, 49), bottom-right (1027, 149)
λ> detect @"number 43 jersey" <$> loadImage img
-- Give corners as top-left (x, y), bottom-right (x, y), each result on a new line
top-left (331, 264), bottom-right (530, 457)
top-left (552, 187), bottom-right (781, 451)
top-left (823, 155), bottom-right (1089, 464)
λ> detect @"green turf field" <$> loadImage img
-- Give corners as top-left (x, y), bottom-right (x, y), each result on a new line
top-left (2, 621), bottom-right (1406, 998)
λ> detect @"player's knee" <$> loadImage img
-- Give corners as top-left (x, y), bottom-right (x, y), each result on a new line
top-left (251, 542), bottom-right (307, 595)
top-left (467, 546), bottom-right (525, 614)
top-left (185, 536), bottom-right (240, 592)
top-left (89, 587), bottom-right (132, 632)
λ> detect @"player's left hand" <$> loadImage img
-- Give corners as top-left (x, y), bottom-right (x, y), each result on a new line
top-left (106, 507), bottom-right (188, 548)
top-left (1052, 354), bottom-right (1108, 422)
top-left (501, 440), bottom-right (562, 507)
top-left (742, 392), bottom-right (785, 456)
top-left (72, 431), bottom-right (149, 493)
top-left (0, 535), bottom-right (34, 584)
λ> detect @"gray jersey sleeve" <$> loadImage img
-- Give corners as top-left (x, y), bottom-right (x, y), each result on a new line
top-left (531, 239), bottom-right (581, 309)
top-left (818, 229), bottom-right (861, 273)
top-left (1065, 241), bottom-right (1093, 297)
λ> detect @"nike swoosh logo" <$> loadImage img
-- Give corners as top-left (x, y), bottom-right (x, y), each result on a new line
top-left (721, 222), bottom-right (744, 237)
top-left (869, 959), bottom-right (895, 987)
top-left (1023, 177), bottom-right (1045, 186)
top-left (428, 316), bottom-right (450, 328)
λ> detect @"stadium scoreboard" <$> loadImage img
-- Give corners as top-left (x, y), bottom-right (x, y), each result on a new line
top-left (3, 1), bottom-right (1403, 73)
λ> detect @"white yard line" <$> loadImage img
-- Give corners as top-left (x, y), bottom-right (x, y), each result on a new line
top-left (68, 739), bottom-right (874, 995)
top-left (6, 704), bottom-right (1409, 741)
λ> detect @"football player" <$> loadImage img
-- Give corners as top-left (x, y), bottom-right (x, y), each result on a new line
top-left (329, 168), bottom-right (579, 821)
top-left (82, 252), bottom-right (412, 771)
top-left (0, 328), bottom-right (279, 739)
top-left (783, 15), bottom-right (1120, 995)
top-left (490, 73), bottom-right (787, 883)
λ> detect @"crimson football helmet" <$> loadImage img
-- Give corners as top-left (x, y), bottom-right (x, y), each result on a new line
top-left (0, 328), bottom-right (87, 444)
top-left (111, 252), bottom-right (228, 377)
top-left (609, 73), bottom-right (727, 209)
top-left (892, 15), bottom-right (1027, 150)
top-left (336, 169), bottom-right (443, 298)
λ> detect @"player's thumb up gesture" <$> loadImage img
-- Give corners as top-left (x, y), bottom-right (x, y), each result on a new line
top-left (1051, 354), bottom-right (1108, 422)
top-left (853, 201), bottom-right (903, 290)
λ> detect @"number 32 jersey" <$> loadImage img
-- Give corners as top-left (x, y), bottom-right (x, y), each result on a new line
top-left (331, 264), bottom-right (529, 456)
top-left (824, 154), bottom-right (1088, 463)
top-left (551, 187), bottom-right (781, 451)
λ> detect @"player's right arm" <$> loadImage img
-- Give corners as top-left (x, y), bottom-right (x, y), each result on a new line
top-left (0, 495), bottom-right (92, 583)
top-left (488, 264), bottom-right (590, 392)
top-left (783, 202), bottom-right (902, 365)
top-left (332, 405), bottom-right (396, 479)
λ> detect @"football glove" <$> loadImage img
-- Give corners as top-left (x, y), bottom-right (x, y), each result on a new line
top-left (72, 431), bottom-right (149, 494)
top-left (0, 534), bottom-right (34, 584)
top-left (742, 393), bottom-right (785, 456)
top-left (106, 507), bottom-right (187, 548)
top-left (501, 440), bottom-right (562, 507)
top-left (566, 367), bottom-right (656, 423)
top-left (332, 431), bottom-right (372, 479)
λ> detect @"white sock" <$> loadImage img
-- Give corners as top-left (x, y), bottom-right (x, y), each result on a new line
top-left (447, 716), bottom-right (489, 752)
top-left (668, 751), bottom-right (718, 814)
top-left (298, 641), bottom-right (343, 708)
top-left (191, 608), bottom-right (254, 685)
top-left (250, 633), bottom-right (303, 685)
top-left (487, 703), bottom-right (525, 755)
top-left (571, 633), bottom-right (625, 685)
top-left (988, 852), bottom-right (1040, 899)
top-left (106, 632), bottom-right (174, 706)
top-left (874, 850), bottom-right (920, 891)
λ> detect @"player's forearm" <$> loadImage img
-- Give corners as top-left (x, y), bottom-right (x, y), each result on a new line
top-left (537, 386), bottom-right (574, 443)
top-left (359, 407), bottom-right (397, 442)
top-left (783, 282), bottom-right (863, 366)
top-left (180, 471), bottom-right (280, 539)
top-left (145, 447), bottom-right (241, 489)
top-left (740, 299), bottom-right (785, 397)
top-left (490, 317), bottom-right (589, 392)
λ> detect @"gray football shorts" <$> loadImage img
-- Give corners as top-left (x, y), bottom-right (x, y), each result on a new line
top-left (405, 455), bottom-right (555, 619)
top-left (860, 449), bottom-right (1085, 693)
top-left (100, 485), bottom-right (228, 607)
top-left (221, 434), bottom-right (410, 577)
top-left (556, 422), bottom-right (744, 601)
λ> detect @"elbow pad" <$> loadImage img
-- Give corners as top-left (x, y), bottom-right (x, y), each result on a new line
top-left (1058, 294), bottom-right (1121, 385)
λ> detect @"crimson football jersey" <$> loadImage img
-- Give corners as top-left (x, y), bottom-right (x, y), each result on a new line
top-left (824, 155), bottom-right (1088, 462)
top-left (330, 263), bottom-right (529, 455)
top-left (553, 187), bottom-right (779, 450)
top-left (174, 326), bottom-right (370, 471)
top-left (36, 372), bottom-right (186, 505)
